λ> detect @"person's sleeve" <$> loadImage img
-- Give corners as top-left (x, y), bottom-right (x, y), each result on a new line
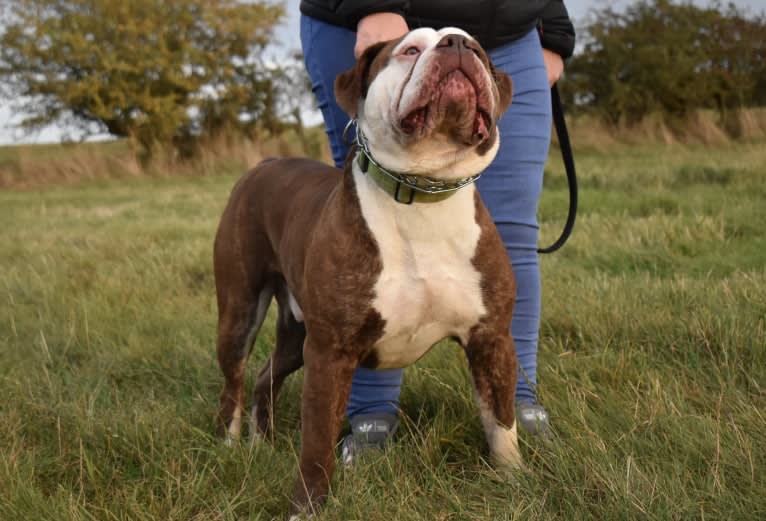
top-left (333, 1), bottom-right (411, 27)
top-left (539, 1), bottom-right (576, 58)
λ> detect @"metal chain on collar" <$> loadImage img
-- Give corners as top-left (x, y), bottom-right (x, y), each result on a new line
top-left (344, 119), bottom-right (483, 195)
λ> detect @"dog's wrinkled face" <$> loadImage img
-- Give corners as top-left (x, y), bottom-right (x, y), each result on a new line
top-left (335, 28), bottom-right (513, 178)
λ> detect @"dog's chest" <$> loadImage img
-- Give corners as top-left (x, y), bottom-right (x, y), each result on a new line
top-left (354, 169), bottom-right (487, 369)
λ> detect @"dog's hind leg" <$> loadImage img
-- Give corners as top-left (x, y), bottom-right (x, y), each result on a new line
top-left (251, 280), bottom-right (306, 439)
top-left (216, 280), bottom-right (274, 443)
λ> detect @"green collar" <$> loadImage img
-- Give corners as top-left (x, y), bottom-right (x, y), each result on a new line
top-left (352, 123), bottom-right (482, 205)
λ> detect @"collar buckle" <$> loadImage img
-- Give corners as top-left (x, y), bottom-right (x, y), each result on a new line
top-left (393, 182), bottom-right (416, 205)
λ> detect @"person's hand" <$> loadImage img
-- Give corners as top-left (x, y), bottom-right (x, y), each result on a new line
top-left (355, 12), bottom-right (409, 58)
top-left (542, 48), bottom-right (564, 85)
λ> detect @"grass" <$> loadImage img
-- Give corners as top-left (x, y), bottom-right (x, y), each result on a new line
top-left (0, 128), bottom-right (331, 189)
top-left (1, 139), bottom-right (765, 520)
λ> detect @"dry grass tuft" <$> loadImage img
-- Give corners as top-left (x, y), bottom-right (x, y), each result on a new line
top-left (558, 108), bottom-right (766, 151)
top-left (0, 128), bottom-right (331, 189)
top-left (1, 108), bottom-right (764, 190)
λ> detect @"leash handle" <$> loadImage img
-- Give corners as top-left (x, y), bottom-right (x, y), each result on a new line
top-left (538, 83), bottom-right (578, 254)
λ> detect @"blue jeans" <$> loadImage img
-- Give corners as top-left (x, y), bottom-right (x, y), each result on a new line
top-left (300, 17), bottom-right (550, 416)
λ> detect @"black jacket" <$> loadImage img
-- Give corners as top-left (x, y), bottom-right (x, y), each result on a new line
top-left (299, 1), bottom-right (575, 58)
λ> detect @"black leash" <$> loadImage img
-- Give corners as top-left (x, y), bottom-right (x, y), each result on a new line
top-left (538, 83), bottom-right (578, 254)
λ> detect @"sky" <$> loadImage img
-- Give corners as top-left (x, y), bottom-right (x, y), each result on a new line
top-left (1, 0), bottom-right (764, 145)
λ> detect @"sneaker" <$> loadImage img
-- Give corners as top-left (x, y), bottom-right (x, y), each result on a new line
top-left (340, 413), bottom-right (399, 466)
top-left (516, 401), bottom-right (550, 438)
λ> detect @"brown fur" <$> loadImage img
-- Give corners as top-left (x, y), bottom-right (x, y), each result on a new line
top-left (214, 32), bottom-right (520, 517)
top-left (214, 157), bottom-right (387, 509)
top-left (334, 38), bottom-right (404, 117)
top-left (465, 190), bottom-right (518, 430)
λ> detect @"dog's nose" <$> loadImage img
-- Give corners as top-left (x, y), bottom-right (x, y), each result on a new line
top-left (437, 34), bottom-right (483, 58)
top-left (436, 34), bottom-right (468, 52)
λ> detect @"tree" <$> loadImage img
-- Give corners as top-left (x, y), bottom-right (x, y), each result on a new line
top-left (705, 3), bottom-right (766, 113)
top-left (562, 1), bottom-right (766, 125)
top-left (0, 0), bottom-right (283, 155)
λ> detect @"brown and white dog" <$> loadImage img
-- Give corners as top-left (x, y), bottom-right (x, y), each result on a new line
top-left (214, 27), bottom-right (519, 515)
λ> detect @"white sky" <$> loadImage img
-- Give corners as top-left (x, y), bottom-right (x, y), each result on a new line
top-left (1, 0), bottom-right (764, 145)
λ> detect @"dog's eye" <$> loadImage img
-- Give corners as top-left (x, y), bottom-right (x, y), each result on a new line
top-left (403, 46), bottom-right (420, 56)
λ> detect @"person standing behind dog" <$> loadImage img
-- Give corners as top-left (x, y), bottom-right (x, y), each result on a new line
top-left (299, 0), bottom-right (575, 459)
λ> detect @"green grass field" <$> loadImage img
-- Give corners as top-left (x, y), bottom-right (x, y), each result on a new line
top-left (1, 141), bottom-right (765, 520)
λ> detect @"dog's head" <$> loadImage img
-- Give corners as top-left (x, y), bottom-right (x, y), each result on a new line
top-left (335, 28), bottom-right (512, 178)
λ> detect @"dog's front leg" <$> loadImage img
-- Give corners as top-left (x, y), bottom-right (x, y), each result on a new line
top-left (291, 337), bottom-right (356, 515)
top-left (464, 328), bottom-right (523, 468)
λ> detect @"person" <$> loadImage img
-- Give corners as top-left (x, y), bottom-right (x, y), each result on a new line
top-left (299, 1), bottom-right (575, 461)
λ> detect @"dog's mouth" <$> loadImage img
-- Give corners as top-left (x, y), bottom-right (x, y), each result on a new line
top-left (398, 68), bottom-right (493, 145)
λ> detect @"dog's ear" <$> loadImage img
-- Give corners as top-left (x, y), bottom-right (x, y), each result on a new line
top-left (492, 68), bottom-right (513, 117)
top-left (334, 41), bottom-right (388, 117)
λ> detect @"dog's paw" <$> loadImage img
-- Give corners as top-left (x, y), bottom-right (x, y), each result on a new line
top-left (490, 447), bottom-right (523, 470)
top-left (488, 461), bottom-right (526, 484)
top-left (485, 420), bottom-right (523, 469)
top-left (221, 406), bottom-right (244, 446)
top-left (248, 406), bottom-right (268, 445)
top-left (223, 432), bottom-right (240, 447)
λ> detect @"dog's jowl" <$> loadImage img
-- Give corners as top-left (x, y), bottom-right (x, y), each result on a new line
top-left (214, 27), bottom-right (519, 516)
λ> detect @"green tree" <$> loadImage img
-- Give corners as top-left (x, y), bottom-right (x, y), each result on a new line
top-left (0, 0), bottom-right (283, 155)
top-left (562, 0), bottom-right (766, 125)
top-left (705, 3), bottom-right (766, 114)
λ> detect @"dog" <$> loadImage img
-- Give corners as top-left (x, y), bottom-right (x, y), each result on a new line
top-left (214, 27), bottom-right (519, 516)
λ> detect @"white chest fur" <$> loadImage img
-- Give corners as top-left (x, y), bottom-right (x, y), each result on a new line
top-left (353, 163), bottom-right (487, 369)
